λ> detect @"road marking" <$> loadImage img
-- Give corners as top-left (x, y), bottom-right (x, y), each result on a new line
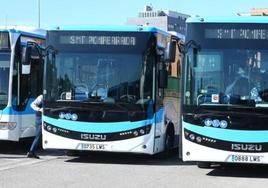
top-left (0, 155), bottom-right (58, 171)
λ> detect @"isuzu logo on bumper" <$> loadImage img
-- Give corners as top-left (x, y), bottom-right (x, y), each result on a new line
top-left (231, 144), bottom-right (263, 151)
top-left (81, 133), bottom-right (107, 141)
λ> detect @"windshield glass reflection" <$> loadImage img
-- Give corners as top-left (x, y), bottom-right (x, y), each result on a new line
top-left (185, 49), bottom-right (268, 107)
top-left (45, 52), bottom-right (154, 105)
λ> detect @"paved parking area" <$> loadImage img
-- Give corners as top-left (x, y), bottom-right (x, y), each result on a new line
top-left (1, 142), bottom-right (268, 188)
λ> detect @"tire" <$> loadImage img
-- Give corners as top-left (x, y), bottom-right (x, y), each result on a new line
top-left (65, 150), bottom-right (80, 157)
top-left (197, 162), bottom-right (211, 169)
top-left (165, 131), bottom-right (174, 152)
top-left (163, 127), bottom-right (175, 157)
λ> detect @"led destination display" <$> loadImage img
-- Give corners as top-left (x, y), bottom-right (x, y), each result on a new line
top-left (48, 31), bottom-right (151, 53)
top-left (205, 29), bottom-right (268, 40)
top-left (60, 35), bottom-right (136, 46)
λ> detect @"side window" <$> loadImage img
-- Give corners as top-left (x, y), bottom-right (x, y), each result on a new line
top-left (19, 70), bottom-right (31, 109)
top-left (12, 55), bottom-right (19, 108)
top-left (144, 52), bottom-right (155, 100)
top-left (164, 40), bottom-right (181, 128)
top-left (30, 58), bottom-right (43, 98)
top-left (166, 40), bottom-right (181, 97)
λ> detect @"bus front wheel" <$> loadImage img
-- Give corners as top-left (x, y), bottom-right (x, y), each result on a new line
top-left (65, 150), bottom-right (80, 157)
top-left (164, 126), bottom-right (175, 155)
top-left (197, 162), bottom-right (211, 168)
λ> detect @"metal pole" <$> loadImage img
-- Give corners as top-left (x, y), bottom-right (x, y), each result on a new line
top-left (5, 14), bottom-right (8, 29)
top-left (38, 0), bottom-right (40, 28)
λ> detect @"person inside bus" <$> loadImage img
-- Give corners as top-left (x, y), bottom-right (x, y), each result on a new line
top-left (225, 67), bottom-right (249, 97)
top-left (27, 94), bottom-right (43, 159)
top-left (225, 67), bottom-right (263, 103)
top-left (249, 69), bottom-right (263, 102)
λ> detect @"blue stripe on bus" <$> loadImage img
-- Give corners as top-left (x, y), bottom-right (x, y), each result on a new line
top-left (43, 116), bottom-right (155, 133)
top-left (187, 16), bottom-right (268, 24)
top-left (1, 106), bottom-right (35, 115)
top-left (183, 121), bottom-right (268, 143)
top-left (1, 99), bottom-right (35, 115)
top-left (43, 107), bottom-right (164, 133)
top-left (0, 29), bottom-right (46, 38)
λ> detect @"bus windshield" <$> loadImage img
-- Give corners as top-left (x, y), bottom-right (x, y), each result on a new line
top-left (45, 52), bottom-right (154, 105)
top-left (0, 53), bottom-right (10, 109)
top-left (44, 31), bottom-right (155, 110)
top-left (184, 23), bottom-right (268, 108)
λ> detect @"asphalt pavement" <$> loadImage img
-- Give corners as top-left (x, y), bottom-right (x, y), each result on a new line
top-left (1, 141), bottom-right (268, 188)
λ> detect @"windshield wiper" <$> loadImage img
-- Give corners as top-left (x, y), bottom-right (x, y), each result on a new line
top-left (82, 97), bottom-right (103, 103)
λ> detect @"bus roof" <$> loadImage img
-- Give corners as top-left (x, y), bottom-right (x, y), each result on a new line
top-left (0, 26), bottom-right (46, 38)
top-left (48, 25), bottom-right (174, 37)
top-left (187, 16), bottom-right (268, 24)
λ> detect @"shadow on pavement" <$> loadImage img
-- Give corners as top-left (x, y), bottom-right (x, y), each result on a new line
top-left (65, 152), bottom-right (195, 166)
top-left (0, 139), bottom-right (33, 155)
top-left (207, 164), bottom-right (268, 178)
top-left (0, 139), bottom-right (63, 157)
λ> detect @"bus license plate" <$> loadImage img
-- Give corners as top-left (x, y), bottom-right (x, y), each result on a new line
top-left (230, 154), bottom-right (263, 163)
top-left (81, 143), bottom-right (106, 150)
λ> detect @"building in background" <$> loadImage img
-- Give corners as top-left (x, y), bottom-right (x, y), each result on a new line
top-left (125, 5), bottom-right (189, 39)
top-left (238, 8), bottom-right (268, 16)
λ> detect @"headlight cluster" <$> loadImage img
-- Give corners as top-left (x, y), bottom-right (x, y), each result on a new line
top-left (0, 122), bottom-right (17, 130)
top-left (43, 122), bottom-right (69, 134)
top-left (185, 130), bottom-right (216, 144)
top-left (59, 112), bottom-right (78, 121)
top-left (204, 118), bottom-right (228, 129)
top-left (43, 121), bottom-right (152, 141)
top-left (119, 125), bottom-right (151, 137)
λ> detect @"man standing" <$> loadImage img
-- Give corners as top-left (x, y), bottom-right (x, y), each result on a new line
top-left (27, 95), bottom-right (43, 159)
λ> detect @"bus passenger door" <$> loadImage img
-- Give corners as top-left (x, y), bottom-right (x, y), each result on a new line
top-left (153, 61), bottom-right (166, 153)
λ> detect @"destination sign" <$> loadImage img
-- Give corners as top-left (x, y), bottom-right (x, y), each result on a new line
top-left (0, 32), bottom-right (9, 49)
top-left (60, 35), bottom-right (136, 46)
top-left (205, 29), bottom-right (268, 40)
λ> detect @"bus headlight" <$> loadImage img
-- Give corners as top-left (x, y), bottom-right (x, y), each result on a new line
top-left (212, 119), bottom-right (220, 128)
top-left (47, 126), bottom-right (52, 132)
top-left (203, 118), bottom-right (228, 129)
top-left (220, 120), bottom-right (228, 128)
top-left (0, 122), bottom-right (17, 130)
top-left (204, 118), bottom-right (212, 127)
top-left (133, 131), bottom-right (139, 137)
top-left (140, 129), bottom-right (145, 135)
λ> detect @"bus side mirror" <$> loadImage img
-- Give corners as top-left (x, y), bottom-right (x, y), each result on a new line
top-left (165, 41), bottom-right (177, 63)
top-left (159, 63), bottom-right (168, 89)
top-left (21, 46), bottom-right (32, 74)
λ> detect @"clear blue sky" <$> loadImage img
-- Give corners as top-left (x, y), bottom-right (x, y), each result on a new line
top-left (0, 0), bottom-right (268, 28)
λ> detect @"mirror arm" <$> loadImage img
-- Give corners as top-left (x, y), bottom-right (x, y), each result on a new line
top-left (182, 40), bottom-right (201, 54)
top-left (44, 45), bottom-right (57, 57)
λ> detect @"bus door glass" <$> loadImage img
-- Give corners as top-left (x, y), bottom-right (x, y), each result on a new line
top-left (0, 53), bottom-right (10, 109)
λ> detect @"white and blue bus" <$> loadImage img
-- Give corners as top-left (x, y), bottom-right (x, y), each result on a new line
top-left (41, 26), bottom-right (182, 155)
top-left (0, 26), bottom-right (45, 141)
top-left (181, 16), bottom-right (268, 167)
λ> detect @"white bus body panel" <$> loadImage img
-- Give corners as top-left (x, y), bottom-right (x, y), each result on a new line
top-left (182, 128), bottom-right (268, 164)
top-left (0, 114), bottom-right (36, 141)
top-left (43, 125), bottom-right (156, 155)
